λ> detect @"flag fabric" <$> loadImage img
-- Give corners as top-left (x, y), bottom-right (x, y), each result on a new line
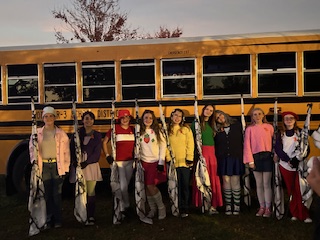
top-left (134, 99), bottom-right (153, 224)
top-left (297, 104), bottom-right (313, 208)
top-left (110, 99), bottom-right (123, 224)
top-left (194, 97), bottom-right (212, 212)
top-left (159, 103), bottom-right (179, 217)
top-left (240, 95), bottom-right (251, 207)
top-left (72, 100), bottom-right (87, 224)
top-left (272, 99), bottom-right (285, 220)
top-left (28, 97), bottom-right (46, 236)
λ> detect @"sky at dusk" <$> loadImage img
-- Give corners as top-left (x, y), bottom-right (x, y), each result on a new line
top-left (0, 0), bottom-right (319, 46)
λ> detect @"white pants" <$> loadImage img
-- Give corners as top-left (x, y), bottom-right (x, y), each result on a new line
top-left (117, 160), bottom-right (134, 211)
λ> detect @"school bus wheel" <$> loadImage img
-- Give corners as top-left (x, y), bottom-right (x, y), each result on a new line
top-left (12, 150), bottom-right (31, 197)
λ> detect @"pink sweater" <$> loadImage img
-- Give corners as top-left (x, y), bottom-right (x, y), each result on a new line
top-left (243, 123), bottom-right (274, 164)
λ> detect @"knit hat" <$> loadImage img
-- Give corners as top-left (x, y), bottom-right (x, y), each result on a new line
top-left (42, 106), bottom-right (56, 118)
top-left (281, 111), bottom-right (299, 120)
top-left (118, 109), bottom-right (132, 119)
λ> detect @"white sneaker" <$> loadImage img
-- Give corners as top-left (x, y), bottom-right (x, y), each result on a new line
top-left (208, 206), bottom-right (219, 215)
top-left (233, 205), bottom-right (240, 215)
top-left (291, 217), bottom-right (298, 221)
top-left (304, 218), bottom-right (312, 223)
top-left (225, 205), bottom-right (232, 216)
top-left (180, 213), bottom-right (189, 218)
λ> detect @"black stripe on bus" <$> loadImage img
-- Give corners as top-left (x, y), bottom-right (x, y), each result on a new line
top-left (0, 96), bottom-right (319, 110)
top-left (1, 114), bottom-right (320, 129)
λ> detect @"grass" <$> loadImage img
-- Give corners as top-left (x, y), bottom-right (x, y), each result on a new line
top-left (0, 176), bottom-right (316, 240)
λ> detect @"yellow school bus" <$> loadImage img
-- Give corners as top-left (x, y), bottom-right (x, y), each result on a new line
top-left (1, 29), bottom-right (320, 195)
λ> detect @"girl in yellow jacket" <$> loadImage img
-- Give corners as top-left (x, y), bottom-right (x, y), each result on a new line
top-left (166, 109), bottom-right (194, 217)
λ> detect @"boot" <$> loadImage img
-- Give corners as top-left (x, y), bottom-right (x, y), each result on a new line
top-left (86, 196), bottom-right (96, 225)
top-left (147, 195), bottom-right (157, 218)
top-left (153, 191), bottom-right (166, 220)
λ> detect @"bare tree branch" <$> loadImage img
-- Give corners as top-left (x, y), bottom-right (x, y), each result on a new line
top-left (52, 0), bottom-right (182, 43)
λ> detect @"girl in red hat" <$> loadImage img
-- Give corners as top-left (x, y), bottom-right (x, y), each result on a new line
top-left (103, 109), bottom-right (135, 220)
top-left (274, 111), bottom-right (312, 223)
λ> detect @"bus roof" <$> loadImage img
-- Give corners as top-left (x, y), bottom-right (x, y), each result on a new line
top-left (1, 29), bottom-right (320, 52)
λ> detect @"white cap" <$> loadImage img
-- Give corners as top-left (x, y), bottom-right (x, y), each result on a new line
top-left (42, 106), bottom-right (56, 118)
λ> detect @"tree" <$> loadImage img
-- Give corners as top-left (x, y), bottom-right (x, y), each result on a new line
top-left (151, 26), bottom-right (183, 39)
top-left (53, 0), bottom-right (182, 43)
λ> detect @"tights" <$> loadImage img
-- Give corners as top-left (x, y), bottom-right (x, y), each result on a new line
top-left (253, 171), bottom-right (272, 208)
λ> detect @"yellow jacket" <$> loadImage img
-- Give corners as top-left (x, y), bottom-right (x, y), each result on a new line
top-left (166, 125), bottom-right (194, 168)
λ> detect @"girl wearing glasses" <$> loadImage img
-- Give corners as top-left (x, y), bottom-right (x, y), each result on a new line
top-left (274, 111), bottom-right (312, 223)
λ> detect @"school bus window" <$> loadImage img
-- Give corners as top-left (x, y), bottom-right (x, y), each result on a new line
top-left (44, 63), bottom-right (76, 103)
top-left (162, 58), bottom-right (195, 96)
top-left (304, 50), bottom-right (320, 93)
top-left (203, 55), bottom-right (250, 96)
top-left (121, 59), bottom-right (155, 100)
top-left (258, 52), bottom-right (296, 70)
top-left (258, 52), bottom-right (296, 95)
top-left (82, 61), bottom-right (115, 102)
top-left (162, 59), bottom-right (195, 76)
top-left (7, 64), bottom-right (38, 104)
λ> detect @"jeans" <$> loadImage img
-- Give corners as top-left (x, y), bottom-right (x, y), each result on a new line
top-left (42, 162), bottom-right (64, 225)
top-left (177, 167), bottom-right (191, 212)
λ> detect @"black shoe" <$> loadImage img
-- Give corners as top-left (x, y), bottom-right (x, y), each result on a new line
top-left (123, 207), bottom-right (135, 218)
top-left (42, 223), bottom-right (51, 230)
top-left (54, 223), bottom-right (62, 228)
top-left (85, 217), bottom-right (95, 226)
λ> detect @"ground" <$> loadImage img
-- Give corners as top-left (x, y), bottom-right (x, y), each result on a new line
top-left (0, 176), bottom-right (316, 240)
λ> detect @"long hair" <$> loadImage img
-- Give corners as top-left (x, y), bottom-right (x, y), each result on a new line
top-left (140, 109), bottom-right (163, 143)
top-left (249, 108), bottom-right (268, 125)
top-left (215, 110), bottom-right (235, 132)
top-left (168, 108), bottom-right (189, 135)
top-left (200, 104), bottom-right (216, 135)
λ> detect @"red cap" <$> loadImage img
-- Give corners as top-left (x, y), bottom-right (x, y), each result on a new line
top-left (117, 109), bottom-right (132, 119)
top-left (281, 111), bottom-right (299, 120)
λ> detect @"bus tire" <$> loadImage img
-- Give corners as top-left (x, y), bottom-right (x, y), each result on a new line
top-left (12, 150), bottom-right (31, 197)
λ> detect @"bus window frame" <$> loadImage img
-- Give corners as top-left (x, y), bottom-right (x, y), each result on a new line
top-left (202, 54), bottom-right (251, 98)
top-left (82, 61), bottom-right (116, 103)
top-left (121, 59), bottom-right (156, 101)
top-left (303, 50), bottom-right (320, 95)
top-left (161, 58), bottom-right (196, 98)
top-left (7, 64), bottom-right (39, 105)
top-left (44, 62), bottom-right (77, 103)
top-left (257, 52), bottom-right (297, 97)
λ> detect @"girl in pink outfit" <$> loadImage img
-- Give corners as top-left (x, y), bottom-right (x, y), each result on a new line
top-left (243, 108), bottom-right (274, 217)
top-left (29, 106), bottom-right (70, 228)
